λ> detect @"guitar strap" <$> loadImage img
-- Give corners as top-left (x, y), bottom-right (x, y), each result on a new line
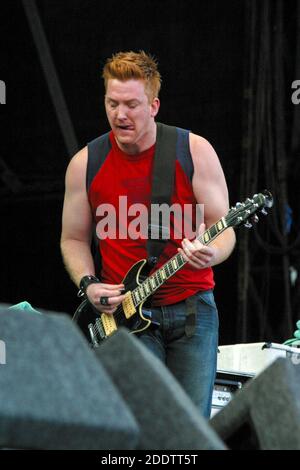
top-left (148, 122), bottom-right (196, 336)
top-left (146, 122), bottom-right (177, 267)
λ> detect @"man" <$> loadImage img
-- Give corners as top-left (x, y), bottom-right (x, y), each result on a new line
top-left (61, 51), bottom-right (236, 418)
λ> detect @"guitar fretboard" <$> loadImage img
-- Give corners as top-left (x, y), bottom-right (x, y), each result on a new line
top-left (131, 216), bottom-right (228, 306)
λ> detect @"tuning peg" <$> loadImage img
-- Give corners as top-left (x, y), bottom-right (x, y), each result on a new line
top-left (262, 190), bottom-right (273, 208)
top-left (232, 202), bottom-right (242, 211)
top-left (251, 214), bottom-right (259, 224)
top-left (261, 208), bottom-right (268, 215)
top-left (244, 221), bottom-right (252, 228)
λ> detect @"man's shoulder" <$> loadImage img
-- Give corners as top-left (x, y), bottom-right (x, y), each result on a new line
top-left (67, 146), bottom-right (88, 175)
top-left (189, 133), bottom-right (221, 176)
top-left (71, 146), bottom-right (88, 163)
top-left (64, 146), bottom-right (88, 191)
top-left (189, 132), bottom-right (214, 152)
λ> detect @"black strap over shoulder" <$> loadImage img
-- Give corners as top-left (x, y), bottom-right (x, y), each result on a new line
top-left (147, 122), bottom-right (178, 266)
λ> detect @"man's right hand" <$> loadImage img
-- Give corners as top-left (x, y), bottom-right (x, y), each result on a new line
top-left (86, 283), bottom-right (126, 314)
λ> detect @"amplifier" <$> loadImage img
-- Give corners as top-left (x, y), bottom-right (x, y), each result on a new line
top-left (211, 370), bottom-right (254, 418)
top-left (211, 342), bottom-right (300, 417)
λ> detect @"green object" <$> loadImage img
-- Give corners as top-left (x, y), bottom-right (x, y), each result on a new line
top-left (284, 338), bottom-right (300, 346)
top-left (283, 319), bottom-right (300, 346)
top-left (8, 301), bottom-right (42, 315)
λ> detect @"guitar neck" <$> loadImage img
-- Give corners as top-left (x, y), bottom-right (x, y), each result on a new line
top-left (131, 216), bottom-right (228, 307)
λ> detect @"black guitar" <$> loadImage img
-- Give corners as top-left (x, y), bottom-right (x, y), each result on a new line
top-left (73, 191), bottom-right (273, 346)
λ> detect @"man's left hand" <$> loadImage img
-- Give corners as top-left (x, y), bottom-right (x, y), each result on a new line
top-left (178, 223), bottom-right (217, 269)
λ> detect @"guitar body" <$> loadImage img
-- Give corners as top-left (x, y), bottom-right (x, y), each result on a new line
top-left (73, 259), bottom-right (157, 344)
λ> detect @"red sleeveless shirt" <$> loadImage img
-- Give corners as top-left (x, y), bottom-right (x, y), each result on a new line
top-left (88, 131), bottom-right (214, 306)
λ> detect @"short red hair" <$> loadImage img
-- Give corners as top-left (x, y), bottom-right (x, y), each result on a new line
top-left (102, 50), bottom-right (161, 102)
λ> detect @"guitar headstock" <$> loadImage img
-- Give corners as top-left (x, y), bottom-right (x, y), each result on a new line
top-left (226, 190), bottom-right (273, 229)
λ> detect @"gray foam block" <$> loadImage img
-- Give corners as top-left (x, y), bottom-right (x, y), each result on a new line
top-left (0, 307), bottom-right (139, 449)
top-left (94, 328), bottom-right (226, 450)
top-left (211, 357), bottom-right (300, 449)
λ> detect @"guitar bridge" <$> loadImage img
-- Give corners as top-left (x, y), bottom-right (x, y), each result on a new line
top-left (101, 312), bottom-right (117, 337)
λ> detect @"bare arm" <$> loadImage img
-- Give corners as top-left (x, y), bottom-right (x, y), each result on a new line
top-left (61, 147), bottom-right (95, 286)
top-left (60, 147), bottom-right (125, 312)
top-left (179, 133), bottom-right (236, 269)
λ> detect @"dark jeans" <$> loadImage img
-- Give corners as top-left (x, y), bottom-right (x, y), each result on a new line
top-left (138, 290), bottom-right (219, 419)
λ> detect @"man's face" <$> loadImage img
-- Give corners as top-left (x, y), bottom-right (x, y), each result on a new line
top-left (105, 79), bottom-right (159, 152)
